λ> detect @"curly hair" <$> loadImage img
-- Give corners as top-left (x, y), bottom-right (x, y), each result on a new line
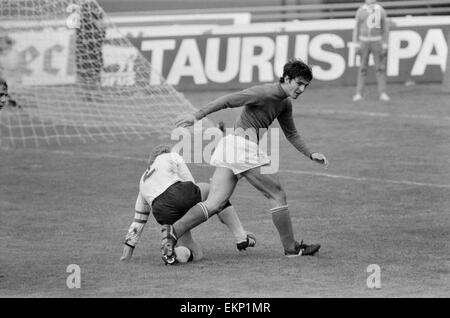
top-left (147, 144), bottom-right (172, 167)
top-left (279, 58), bottom-right (313, 83)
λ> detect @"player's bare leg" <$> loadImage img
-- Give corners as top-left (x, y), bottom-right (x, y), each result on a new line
top-left (354, 42), bottom-right (370, 101)
top-left (174, 167), bottom-right (238, 236)
top-left (196, 182), bottom-right (209, 201)
top-left (217, 205), bottom-right (256, 250)
top-left (197, 182), bottom-right (255, 250)
top-left (161, 167), bottom-right (238, 261)
top-left (242, 167), bottom-right (320, 256)
top-left (373, 42), bottom-right (389, 101)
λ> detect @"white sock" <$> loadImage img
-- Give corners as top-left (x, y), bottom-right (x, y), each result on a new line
top-left (217, 205), bottom-right (247, 243)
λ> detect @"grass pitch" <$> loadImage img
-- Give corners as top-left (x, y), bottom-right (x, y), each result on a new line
top-left (1, 83), bottom-right (449, 297)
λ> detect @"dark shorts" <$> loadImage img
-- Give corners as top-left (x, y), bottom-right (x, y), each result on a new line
top-left (152, 181), bottom-right (202, 225)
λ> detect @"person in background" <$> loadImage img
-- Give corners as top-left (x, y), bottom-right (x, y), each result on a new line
top-left (75, 0), bottom-right (106, 102)
top-left (352, 0), bottom-right (390, 102)
top-left (0, 34), bottom-right (21, 108)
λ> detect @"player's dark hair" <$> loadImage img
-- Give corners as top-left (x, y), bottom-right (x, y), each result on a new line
top-left (279, 58), bottom-right (313, 83)
top-left (148, 144), bottom-right (172, 167)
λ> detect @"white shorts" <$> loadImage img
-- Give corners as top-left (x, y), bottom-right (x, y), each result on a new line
top-left (210, 134), bottom-right (270, 175)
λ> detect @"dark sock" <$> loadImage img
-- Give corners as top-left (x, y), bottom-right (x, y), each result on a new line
top-left (271, 208), bottom-right (296, 252)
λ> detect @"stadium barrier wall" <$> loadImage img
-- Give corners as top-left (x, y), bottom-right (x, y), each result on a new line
top-left (4, 16), bottom-right (450, 91)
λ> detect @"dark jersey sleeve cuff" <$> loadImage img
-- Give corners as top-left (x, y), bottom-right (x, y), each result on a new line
top-left (193, 110), bottom-right (205, 120)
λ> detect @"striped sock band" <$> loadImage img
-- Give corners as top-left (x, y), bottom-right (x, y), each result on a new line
top-left (269, 205), bottom-right (289, 214)
top-left (197, 202), bottom-right (210, 221)
top-left (133, 210), bottom-right (150, 224)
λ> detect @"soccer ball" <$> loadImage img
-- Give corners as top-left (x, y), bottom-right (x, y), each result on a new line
top-left (174, 246), bottom-right (192, 263)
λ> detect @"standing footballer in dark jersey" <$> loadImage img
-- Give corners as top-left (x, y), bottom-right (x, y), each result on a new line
top-left (160, 59), bottom-right (328, 264)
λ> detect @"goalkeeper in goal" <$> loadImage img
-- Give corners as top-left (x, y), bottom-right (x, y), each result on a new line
top-left (120, 144), bottom-right (256, 264)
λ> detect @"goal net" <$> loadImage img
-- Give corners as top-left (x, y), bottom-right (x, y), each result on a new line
top-left (0, 0), bottom-right (207, 148)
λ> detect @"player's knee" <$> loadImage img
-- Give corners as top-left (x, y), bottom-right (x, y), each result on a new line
top-left (275, 192), bottom-right (287, 206)
top-left (218, 200), bottom-right (232, 212)
top-left (272, 187), bottom-right (287, 205)
top-left (196, 182), bottom-right (210, 201)
top-left (222, 200), bottom-right (232, 209)
top-left (205, 200), bottom-right (227, 215)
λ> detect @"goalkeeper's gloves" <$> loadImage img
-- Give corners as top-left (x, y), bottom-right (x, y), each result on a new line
top-left (310, 152), bottom-right (329, 169)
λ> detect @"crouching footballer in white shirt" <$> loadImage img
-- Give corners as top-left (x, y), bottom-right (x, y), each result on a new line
top-left (120, 144), bottom-right (255, 264)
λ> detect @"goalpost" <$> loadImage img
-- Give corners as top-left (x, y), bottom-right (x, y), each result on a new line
top-left (0, 0), bottom-right (207, 148)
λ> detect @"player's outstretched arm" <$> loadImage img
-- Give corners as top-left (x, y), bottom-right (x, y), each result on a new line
top-left (278, 104), bottom-right (329, 170)
top-left (175, 113), bottom-right (197, 128)
top-left (175, 91), bottom-right (251, 128)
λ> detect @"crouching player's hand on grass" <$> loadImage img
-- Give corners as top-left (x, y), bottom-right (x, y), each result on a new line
top-left (175, 113), bottom-right (196, 128)
top-left (310, 152), bottom-right (329, 170)
top-left (120, 244), bottom-right (134, 262)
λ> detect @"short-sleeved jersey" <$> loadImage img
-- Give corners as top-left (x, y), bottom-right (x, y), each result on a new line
top-left (354, 3), bottom-right (388, 42)
top-left (134, 152), bottom-right (194, 212)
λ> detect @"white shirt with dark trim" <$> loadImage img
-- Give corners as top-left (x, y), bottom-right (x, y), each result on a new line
top-left (134, 152), bottom-right (194, 212)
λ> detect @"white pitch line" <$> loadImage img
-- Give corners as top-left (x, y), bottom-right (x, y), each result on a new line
top-left (304, 109), bottom-right (450, 121)
top-left (282, 169), bottom-right (450, 190)
top-left (49, 150), bottom-right (450, 190)
top-left (51, 150), bottom-right (146, 162)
